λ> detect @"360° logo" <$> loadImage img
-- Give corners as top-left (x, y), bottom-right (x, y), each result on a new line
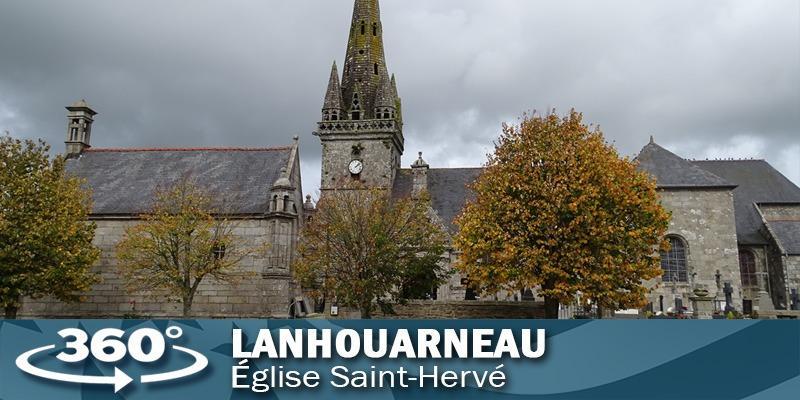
top-left (15, 326), bottom-right (208, 392)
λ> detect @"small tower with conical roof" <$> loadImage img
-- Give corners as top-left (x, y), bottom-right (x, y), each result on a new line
top-left (322, 62), bottom-right (344, 122)
top-left (64, 99), bottom-right (97, 158)
top-left (315, 0), bottom-right (403, 191)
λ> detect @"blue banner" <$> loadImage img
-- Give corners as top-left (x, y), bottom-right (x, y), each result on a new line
top-left (1, 320), bottom-right (798, 399)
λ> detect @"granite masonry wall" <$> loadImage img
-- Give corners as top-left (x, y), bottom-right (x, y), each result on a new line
top-left (319, 137), bottom-right (401, 190)
top-left (382, 300), bottom-right (545, 319)
top-left (19, 217), bottom-right (300, 319)
top-left (759, 204), bottom-right (800, 305)
top-left (648, 189), bottom-right (742, 312)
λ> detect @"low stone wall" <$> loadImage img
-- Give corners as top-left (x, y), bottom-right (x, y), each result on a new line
top-left (381, 300), bottom-right (545, 319)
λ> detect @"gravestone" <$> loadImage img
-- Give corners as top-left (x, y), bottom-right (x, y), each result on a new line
top-left (690, 286), bottom-right (714, 320)
top-left (723, 283), bottom-right (736, 313)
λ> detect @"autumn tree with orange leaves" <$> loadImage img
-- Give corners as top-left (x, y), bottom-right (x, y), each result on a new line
top-left (454, 111), bottom-right (670, 319)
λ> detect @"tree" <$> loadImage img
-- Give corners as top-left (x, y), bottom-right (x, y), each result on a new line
top-left (0, 135), bottom-right (100, 319)
top-left (454, 111), bottom-right (670, 319)
top-left (116, 180), bottom-right (259, 317)
top-left (294, 187), bottom-right (449, 319)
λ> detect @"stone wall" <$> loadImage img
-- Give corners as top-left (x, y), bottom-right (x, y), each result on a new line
top-left (320, 136), bottom-right (401, 190)
top-left (785, 256), bottom-right (800, 303)
top-left (758, 204), bottom-right (800, 220)
top-left (648, 189), bottom-right (742, 311)
top-left (19, 217), bottom-right (299, 319)
top-left (382, 300), bottom-right (545, 319)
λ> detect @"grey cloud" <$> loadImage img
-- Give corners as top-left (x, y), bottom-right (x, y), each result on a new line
top-left (1, 0), bottom-right (797, 198)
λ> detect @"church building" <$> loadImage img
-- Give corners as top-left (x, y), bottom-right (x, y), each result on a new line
top-left (20, 99), bottom-right (307, 318)
top-left (314, 0), bottom-right (800, 315)
top-left (19, 0), bottom-right (800, 318)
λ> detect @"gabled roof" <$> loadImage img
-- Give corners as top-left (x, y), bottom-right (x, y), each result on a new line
top-left (393, 167), bottom-right (483, 232)
top-left (694, 160), bottom-right (800, 245)
top-left (635, 141), bottom-right (735, 189)
top-left (67, 147), bottom-right (294, 216)
top-left (766, 221), bottom-right (800, 255)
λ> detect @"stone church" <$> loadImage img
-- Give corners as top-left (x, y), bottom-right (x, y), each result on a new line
top-left (19, 0), bottom-right (800, 318)
top-left (314, 0), bottom-right (800, 315)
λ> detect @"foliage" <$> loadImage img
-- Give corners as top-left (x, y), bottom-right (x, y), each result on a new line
top-left (294, 187), bottom-right (449, 319)
top-left (0, 135), bottom-right (100, 318)
top-left (454, 111), bottom-right (670, 318)
top-left (116, 180), bottom-right (261, 317)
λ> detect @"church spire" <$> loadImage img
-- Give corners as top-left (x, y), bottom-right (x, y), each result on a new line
top-left (315, 0), bottom-right (404, 192)
top-left (341, 0), bottom-right (391, 120)
top-left (322, 61), bottom-right (344, 121)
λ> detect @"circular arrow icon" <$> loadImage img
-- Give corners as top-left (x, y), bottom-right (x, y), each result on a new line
top-left (15, 327), bottom-right (209, 393)
top-left (16, 344), bottom-right (134, 393)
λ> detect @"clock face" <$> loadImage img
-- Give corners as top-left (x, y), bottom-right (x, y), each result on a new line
top-left (348, 159), bottom-right (364, 175)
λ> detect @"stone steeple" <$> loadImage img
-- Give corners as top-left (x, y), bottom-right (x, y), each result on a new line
top-left (340, 0), bottom-right (392, 120)
top-left (315, 0), bottom-right (404, 191)
top-left (322, 61), bottom-right (344, 121)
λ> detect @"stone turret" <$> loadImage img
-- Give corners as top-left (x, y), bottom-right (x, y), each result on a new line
top-left (315, 0), bottom-right (404, 191)
top-left (64, 99), bottom-right (97, 158)
top-left (269, 167), bottom-right (296, 215)
top-left (411, 152), bottom-right (429, 197)
top-left (374, 73), bottom-right (396, 119)
top-left (322, 61), bottom-right (344, 121)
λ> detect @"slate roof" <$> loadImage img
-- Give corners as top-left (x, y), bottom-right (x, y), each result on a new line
top-left (767, 221), bottom-right (800, 255)
top-left (66, 147), bottom-right (294, 216)
top-left (635, 141), bottom-right (735, 189)
top-left (694, 160), bottom-right (800, 245)
top-left (393, 167), bottom-right (483, 232)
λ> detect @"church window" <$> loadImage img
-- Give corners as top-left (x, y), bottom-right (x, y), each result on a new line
top-left (283, 195), bottom-right (291, 213)
top-left (373, 23), bottom-right (378, 36)
top-left (271, 195), bottom-right (278, 212)
top-left (359, 49), bottom-right (365, 55)
top-left (374, 63), bottom-right (379, 75)
top-left (352, 111), bottom-right (361, 120)
top-left (660, 236), bottom-right (688, 283)
top-left (739, 250), bottom-right (757, 287)
top-left (212, 243), bottom-right (226, 261)
top-left (360, 21), bottom-right (366, 35)
top-left (70, 127), bottom-right (78, 141)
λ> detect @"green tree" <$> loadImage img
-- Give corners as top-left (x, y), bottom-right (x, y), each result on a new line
top-left (454, 111), bottom-right (670, 319)
top-left (0, 135), bottom-right (100, 319)
top-left (294, 187), bottom-right (448, 319)
top-left (116, 180), bottom-right (260, 317)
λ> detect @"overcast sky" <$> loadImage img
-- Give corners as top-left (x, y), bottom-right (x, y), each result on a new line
top-left (1, 0), bottom-right (798, 197)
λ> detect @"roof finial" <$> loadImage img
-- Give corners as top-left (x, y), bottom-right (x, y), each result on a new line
top-left (411, 151), bottom-right (429, 168)
top-left (649, 135), bottom-right (655, 144)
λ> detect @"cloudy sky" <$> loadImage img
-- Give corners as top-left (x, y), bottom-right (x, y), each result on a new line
top-left (1, 0), bottom-right (798, 197)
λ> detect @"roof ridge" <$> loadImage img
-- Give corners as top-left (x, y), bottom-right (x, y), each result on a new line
top-left (693, 158), bottom-right (766, 162)
top-left (86, 146), bottom-right (293, 153)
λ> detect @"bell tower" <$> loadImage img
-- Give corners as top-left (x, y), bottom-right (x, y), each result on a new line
top-left (315, 0), bottom-right (403, 191)
top-left (64, 99), bottom-right (97, 158)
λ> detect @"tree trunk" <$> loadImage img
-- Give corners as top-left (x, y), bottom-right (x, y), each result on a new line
top-left (182, 297), bottom-right (193, 317)
top-left (360, 299), bottom-right (372, 319)
top-left (544, 296), bottom-right (559, 319)
top-left (596, 305), bottom-right (604, 320)
top-left (4, 305), bottom-right (19, 319)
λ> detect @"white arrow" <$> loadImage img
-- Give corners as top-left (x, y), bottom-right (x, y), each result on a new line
top-left (140, 345), bottom-right (208, 384)
top-left (16, 345), bottom-right (134, 393)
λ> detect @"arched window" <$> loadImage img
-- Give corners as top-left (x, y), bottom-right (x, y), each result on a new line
top-left (739, 250), bottom-right (757, 287)
top-left (661, 236), bottom-right (688, 283)
top-left (372, 23), bottom-right (378, 36)
top-left (360, 21), bottom-right (366, 35)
